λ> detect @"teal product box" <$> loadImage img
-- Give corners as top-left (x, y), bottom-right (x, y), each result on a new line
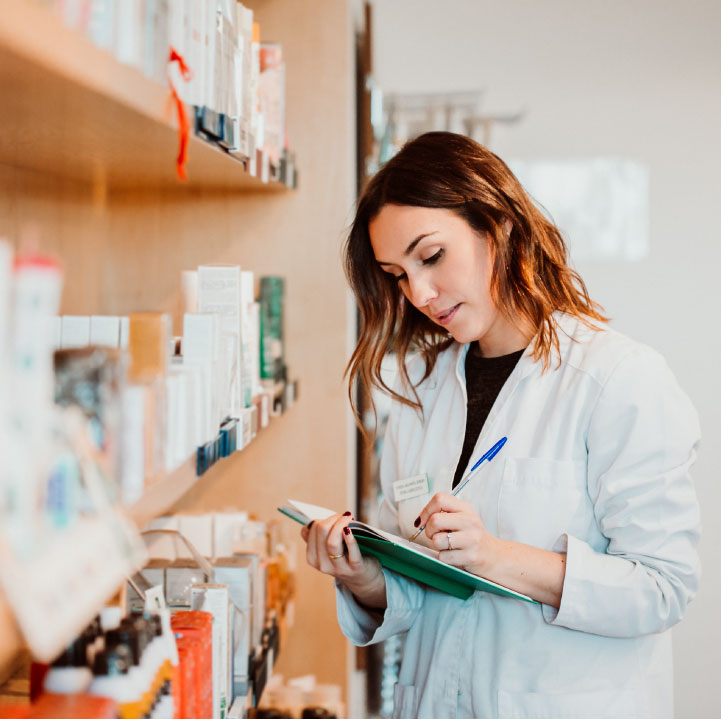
top-left (259, 277), bottom-right (284, 381)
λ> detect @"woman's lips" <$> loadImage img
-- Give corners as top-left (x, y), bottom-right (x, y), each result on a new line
top-left (436, 303), bottom-right (461, 326)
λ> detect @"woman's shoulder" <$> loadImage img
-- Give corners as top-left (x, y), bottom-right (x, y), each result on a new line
top-left (556, 313), bottom-right (670, 388)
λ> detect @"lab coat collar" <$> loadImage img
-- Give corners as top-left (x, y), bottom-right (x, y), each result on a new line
top-left (451, 312), bottom-right (583, 447)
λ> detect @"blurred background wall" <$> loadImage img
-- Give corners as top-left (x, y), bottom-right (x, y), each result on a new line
top-left (368, 1), bottom-right (721, 716)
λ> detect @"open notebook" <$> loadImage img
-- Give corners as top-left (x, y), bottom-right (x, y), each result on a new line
top-left (278, 499), bottom-right (536, 604)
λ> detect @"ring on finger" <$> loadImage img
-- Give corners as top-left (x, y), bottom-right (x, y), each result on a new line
top-left (447, 532), bottom-right (453, 551)
top-left (328, 552), bottom-right (345, 560)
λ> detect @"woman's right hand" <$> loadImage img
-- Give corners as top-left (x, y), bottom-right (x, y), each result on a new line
top-left (300, 512), bottom-right (387, 609)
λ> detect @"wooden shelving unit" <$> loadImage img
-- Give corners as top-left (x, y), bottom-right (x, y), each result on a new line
top-left (0, 0), bottom-right (356, 703)
top-left (0, 0), bottom-right (285, 192)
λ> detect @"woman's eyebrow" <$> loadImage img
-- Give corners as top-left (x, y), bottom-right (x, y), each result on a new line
top-left (377, 231), bottom-right (438, 266)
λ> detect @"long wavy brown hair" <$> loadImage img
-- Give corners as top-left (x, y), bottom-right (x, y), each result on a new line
top-left (344, 131), bottom-right (607, 431)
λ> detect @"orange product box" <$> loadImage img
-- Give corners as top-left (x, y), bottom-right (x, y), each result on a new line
top-left (172, 610), bottom-right (213, 719)
top-left (174, 635), bottom-right (199, 719)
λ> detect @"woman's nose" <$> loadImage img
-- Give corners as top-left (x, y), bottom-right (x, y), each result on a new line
top-left (406, 274), bottom-right (438, 309)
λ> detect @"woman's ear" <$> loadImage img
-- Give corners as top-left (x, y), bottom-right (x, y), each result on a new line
top-left (503, 218), bottom-right (513, 238)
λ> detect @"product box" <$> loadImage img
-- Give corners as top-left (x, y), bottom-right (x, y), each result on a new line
top-left (259, 43), bottom-right (285, 165)
top-left (168, 367), bottom-right (192, 462)
top-left (239, 271), bottom-right (255, 408)
top-left (164, 373), bottom-right (180, 472)
top-left (166, 563), bottom-right (210, 608)
top-left (191, 583), bottom-right (232, 719)
top-left (89, 315), bottom-right (121, 347)
top-left (232, 552), bottom-right (266, 654)
top-left (119, 317), bottom-right (130, 349)
top-left (197, 265), bottom-right (243, 417)
top-left (183, 311), bottom-right (221, 434)
top-left (126, 564), bottom-right (165, 613)
top-left (178, 357), bottom-right (213, 445)
top-left (237, 3), bottom-right (254, 158)
top-left (61, 315), bottom-right (90, 348)
top-left (213, 512), bottom-right (249, 559)
top-left (236, 406), bottom-right (252, 450)
top-left (178, 514), bottom-right (214, 559)
top-left (120, 385), bottom-right (146, 505)
top-left (128, 312), bottom-right (169, 382)
top-left (214, 557), bottom-right (254, 700)
top-left (260, 391), bottom-right (270, 427)
top-left (259, 277), bottom-right (284, 381)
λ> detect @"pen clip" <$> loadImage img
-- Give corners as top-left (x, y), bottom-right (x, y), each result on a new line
top-left (484, 437), bottom-right (507, 462)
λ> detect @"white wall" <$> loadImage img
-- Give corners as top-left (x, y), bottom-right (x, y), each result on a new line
top-left (370, 1), bottom-right (721, 716)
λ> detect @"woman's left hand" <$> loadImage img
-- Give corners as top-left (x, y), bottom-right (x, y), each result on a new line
top-left (416, 492), bottom-right (502, 577)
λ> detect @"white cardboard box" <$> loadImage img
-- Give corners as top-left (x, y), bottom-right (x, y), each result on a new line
top-left (197, 266), bottom-right (242, 417)
top-left (177, 514), bottom-right (214, 559)
top-left (61, 315), bottom-right (90, 348)
top-left (191, 583), bottom-right (231, 719)
top-left (214, 558), bottom-right (253, 701)
top-left (90, 315), bottom-right (121, 347)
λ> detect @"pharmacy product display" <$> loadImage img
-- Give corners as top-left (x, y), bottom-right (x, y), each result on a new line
top-left (6, 511), bottom-right (307, 719)
top-left (0, 243), bottom-right (298, 716)
top-left (44, 0), bottom-right (296, 186)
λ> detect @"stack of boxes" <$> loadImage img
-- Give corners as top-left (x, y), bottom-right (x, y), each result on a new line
top-left (130, 511), bottom-right (295, 716)
top-left (48, 0), bottom-right (296, 186)
top-left (45, 264), bottom-right (296, 505)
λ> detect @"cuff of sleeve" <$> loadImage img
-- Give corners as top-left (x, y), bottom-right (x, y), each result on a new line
top-left (541, 532), bottom-right (577, 626)
top-left (335, 567), bottom-right (423, 646)
top-left (542, 532), bottom-right (631, 631)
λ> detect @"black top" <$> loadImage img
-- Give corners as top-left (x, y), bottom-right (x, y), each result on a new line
top-left (452, 346), bottom-right (526, 488)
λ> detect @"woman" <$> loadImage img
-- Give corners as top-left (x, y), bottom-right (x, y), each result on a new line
top-left (302, 132), bottom-right (701, 718)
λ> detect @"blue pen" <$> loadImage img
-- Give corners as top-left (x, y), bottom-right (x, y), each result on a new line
top-left (409, 436), bottom-right (507, 542)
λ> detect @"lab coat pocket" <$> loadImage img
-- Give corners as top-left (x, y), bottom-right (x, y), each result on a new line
top-left (497, 686), bottom-right (639, 718)
top-left (393, 683), bottom-right (419, 719)
top-left (497, 457), bottom-right (587, 549)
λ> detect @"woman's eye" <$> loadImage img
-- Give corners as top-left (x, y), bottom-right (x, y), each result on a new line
top-left (422, 249), bottom-right (444, 266)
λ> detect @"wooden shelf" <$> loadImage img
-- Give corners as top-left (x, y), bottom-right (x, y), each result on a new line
top-left (0, 0), bottom-right (287, 193)
top-left (127, 456), bottom-right (199, 531)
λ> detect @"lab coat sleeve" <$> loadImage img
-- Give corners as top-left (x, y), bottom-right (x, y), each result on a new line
top-left (335, 567), bottom-right (425, 645)
top-left (335, 386), bottom-right (427, 645)
top-left (543, 346), bottom-right (702, 637)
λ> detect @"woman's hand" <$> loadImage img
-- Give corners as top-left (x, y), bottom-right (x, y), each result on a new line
top-left (416, 492), bottom-right (567, 607)
top-left (300, 512), bottom-right (387, 609)
top-left (416, 493), bottom-right (502, 577)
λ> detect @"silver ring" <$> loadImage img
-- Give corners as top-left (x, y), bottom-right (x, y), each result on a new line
top-left (447, 532), bottom-right (453, 551)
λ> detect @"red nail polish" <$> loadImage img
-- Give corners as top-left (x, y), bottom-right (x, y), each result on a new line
top-left (343, 511), bottom-right (352, 516)
top-left (343, 527), bottom-right (351, 536)
top-left (414, 516), bottom-right (421, 528)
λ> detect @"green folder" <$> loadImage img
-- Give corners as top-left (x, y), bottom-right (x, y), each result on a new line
top-left (278, 500), bottom-right (536, 604)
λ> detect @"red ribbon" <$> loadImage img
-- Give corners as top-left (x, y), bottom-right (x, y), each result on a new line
top-left (167, 47), bottom-right (193, 181)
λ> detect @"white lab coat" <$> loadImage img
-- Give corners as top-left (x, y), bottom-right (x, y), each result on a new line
top-left (336, 313), bottom-right (701, 718)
